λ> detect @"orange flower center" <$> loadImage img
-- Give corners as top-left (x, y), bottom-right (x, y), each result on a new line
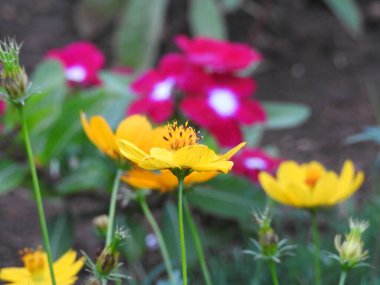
top-left (304, 167), bottom-right (323, 188)
top-left (20, 248), bottom-right (46, 280)
top-left (163, 121), bottom-right (200, 151)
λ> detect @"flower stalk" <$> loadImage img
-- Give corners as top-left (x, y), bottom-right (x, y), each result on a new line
top-left (268, 260), bottom-right (280, 285)
top-left (177, 173), bottom-right (188, 285)
top-left (338, 270), bottom-right (348, 285)
top-left (106, 169), bottom-right (123, 247)
top-left (137, 192), bottom-right (176, 285)
top-left (311, 210), bottom-right (321, 285)
top-left (184, 197), bottom-right (212, 285)
top-left (17, 105), bottom-right (57, 285)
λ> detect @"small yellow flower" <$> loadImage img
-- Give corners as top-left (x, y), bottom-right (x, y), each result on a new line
top-left (122, 168), bottom-right (218, 192)
top-left (258, 160), bottom-right (364, 208)
top-left (0, 248), bottom-right (84, 285)
top-left (117, 121), bottom-right (246, 174)
top-left (81, 113), bottom-right (167, 161)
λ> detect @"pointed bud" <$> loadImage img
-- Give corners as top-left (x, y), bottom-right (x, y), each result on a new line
top-left (0, 38), bottom-right (30, 105)
top-left (93, 215), bottom-right (109, 237)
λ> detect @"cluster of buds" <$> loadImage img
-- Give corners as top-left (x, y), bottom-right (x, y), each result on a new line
top-left (329, 218), bottom-right (369, 270)
top-left (244, 208), bottom-right (295, 263)
top-left (0, 38), bottom-right (31, 105)
top-left (82, 227), bottom-right (129, 282)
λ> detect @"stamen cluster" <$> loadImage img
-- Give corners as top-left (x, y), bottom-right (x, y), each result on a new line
top-left (163, 121), bottom-right (201, 150)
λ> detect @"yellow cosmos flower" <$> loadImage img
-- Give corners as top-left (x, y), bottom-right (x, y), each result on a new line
top-left (118, 121), bottom-right (246, 174)
top-left (0, 248), bottom-right (84, 285)
top-left (258, 160), bottom-right (364, 208)
top-left (81, 113), bottom-right (167, 161)
top-left (122, 168), bottom-right (218, 192)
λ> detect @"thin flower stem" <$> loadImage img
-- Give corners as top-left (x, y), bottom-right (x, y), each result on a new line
top-left (311, 210), bottom-right (322, 285)
top-left (178, 175), bottom-right (188, 285)
top-left (268, 260), bottom-right (280, 285)
top-left (138, 193), bottom-right (176, 285)
top-left (338, 270), bottom-right (348, 285)
top-left (183, 198), bottom-right (212, 285)
top-left (106, 169), bottom-right (123, 246)
top-left (17, 105), bottom-right (57, 285)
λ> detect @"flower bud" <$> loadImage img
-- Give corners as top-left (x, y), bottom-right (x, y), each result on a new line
top-left (95, 246), bottom-right (120, 276)
top-left (334, 219), bottom-right (369, 269)
top-left (93, 215), bottom-right (109, 237)
top-left (84, 276), bottom-right (101, 285)
top-left (0, 38), bottom-right (30, 104)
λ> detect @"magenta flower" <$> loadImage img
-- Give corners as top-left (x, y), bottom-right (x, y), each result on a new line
top-left (45, 42), bottom-right (105, 87)
top-left (128, 54), bottom-right (191, 123)
top-left (232, 148), bottom-right (282, 183)
top-left (0, 101), bottom-right (5, 115)
top-left (180, 71), bottom-right (266, 146)
top-left (175, 35), bottom-right (262, 73)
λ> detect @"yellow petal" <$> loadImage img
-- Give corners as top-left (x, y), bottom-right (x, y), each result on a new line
top-left (331, 171), bottom-right (364, 204)
top-left (258, 172), bottom-right (292, 205)
top-left (311, 171), bottom-right (338, 206)
top-left (115, 115), bottom-right (153, 152)
top-left (185, 171), bottom-right (219, 185)
top-left (0, 268), bottom-right (30, 281)
top-left (277, 161), bottom-right (305, 185)
top-left (285, 183), bottom-right (312, 207)
top-left (139, 156), bottom-right (178, 170)
top-left (118, 139), bottom-right (149, 163)
top-left (173, 145), bottom-right (216, 168)
top-left (191, 161), bottom-right (234, 173)
top-left (214, 142), bottom-right (246, 162)
top-left (122, 169), bottom-right (176, 191)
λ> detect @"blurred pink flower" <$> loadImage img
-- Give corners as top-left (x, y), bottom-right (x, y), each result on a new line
top-left (175, 35), bottom-right (262, 73)
top-left (45, 42), bottom-right (105, 87)
top-left (232, 148), bottom-right (282, 183)
top-left (180, 71), bottom-right (266, 146)
top-left (128, 54), bottom-right (191, 123)
top-left (0, 101), bottom-right (5, 115)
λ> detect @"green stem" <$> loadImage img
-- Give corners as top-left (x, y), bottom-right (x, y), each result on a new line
top-left (268, 260), bottom-right (280, 285)
top-left (138, 193), bottom-right (176, 285)
top-left (338, 270), bottom-right (348, 285)
top-left (178, 175), bottom-right (188, 285)
top-left (184, 198), bottom-right (212, 285)
top-left (106, 169), bottom-right (123, 246)
top-left (17, 105), bottom-right (57, 285)
top-left (311, 210), bottom-right (321, 285)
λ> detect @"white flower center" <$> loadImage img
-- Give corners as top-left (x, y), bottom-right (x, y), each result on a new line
top-left (65, 65), bottom-right (87, 82)
top-left (244, 157), bottom-right (268, 170)
top-left (151, 78), bottom-right (175, 101)
top-left (208, 88), bottom-right (238, 117)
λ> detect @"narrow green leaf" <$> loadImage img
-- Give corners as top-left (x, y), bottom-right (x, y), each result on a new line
top-left (262, 101), bottom-right (311, 130)
top-left (0, 160), bottom-right (27, 194)
top-left (218, 0), bottom-right (244, 12)
top-left (47, 212), bottom-right (74, 260)
top-left (324, 0), bottom-right (363, 37)
top-left (113, 0), bottom-right (169, 70)
top-left (189, 0), bottom-right (227, 39)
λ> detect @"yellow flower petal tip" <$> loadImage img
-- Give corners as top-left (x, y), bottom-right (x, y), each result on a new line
top-left (117, 120), bottom-right (245, 175)
top-left (258, 159), bottom-right (364, 208)
top-left (0, 248), bottom-right (84, 285)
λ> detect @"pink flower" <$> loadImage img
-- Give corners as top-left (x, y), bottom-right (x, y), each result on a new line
top-left (0, 101), bottom-right (5, 115)
top-left (232, 148), bottom-right (282, 183)
top-left (175, 35), bottom-right (262, 73)
top-left (128, 54), bottom-right (192, 123)
top-left (45, 42), bottom-right (105, 87)
top-left (180, 71), bottom-right (266, 146)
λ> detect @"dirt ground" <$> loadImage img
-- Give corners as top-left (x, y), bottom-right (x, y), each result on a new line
top-left (1, 0), bottom-right (380, 277)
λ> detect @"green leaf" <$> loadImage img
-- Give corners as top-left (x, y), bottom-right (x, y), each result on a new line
top-left (74, 0), bottom-right (124, 38)
top-left (26, 60), bottom-right (67, 136)
top-left (187, 175), bottom-right (265, 220)
top-left (47, 212), bottom-right (74, 260)
top-left (113, 0), bottom-right (169, 70)
top-left (0, 160), bottom-right (27, 194)
top-left (218, 0), bottom-right (244, 12)
top-left (323, 0), bottom-right (363, 37)
top-left (345, 127), bottom-right (380, 145)
top-left (189, 0), bottom-right (227, 39)
top-left (262, 101), bottom-right (311, 130)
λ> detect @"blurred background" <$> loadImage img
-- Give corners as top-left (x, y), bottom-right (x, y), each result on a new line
top-left (1, 0), bottom-right (380, 284)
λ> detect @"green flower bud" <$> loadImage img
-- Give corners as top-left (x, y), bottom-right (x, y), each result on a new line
top-left (0, 38), bottom-right (31, 105)
top-left (93, 215), bottom-right (109, 237)
top-left (95, 246), bottom-right (120, 276)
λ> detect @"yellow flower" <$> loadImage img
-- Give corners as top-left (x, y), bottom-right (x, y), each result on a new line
top-left (258, 160), bottom-right (364, 208)
top-left (81, 113), bottom-right (167, 161)
top-left (122, 168), bottom-right (218, 192)
top-left (0, 248), bottom-right (84, 285)
top-left (118, 121), bottom-right (246, 174)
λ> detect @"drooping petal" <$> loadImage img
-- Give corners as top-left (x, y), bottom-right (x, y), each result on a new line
top-left (118, 139), bottom-right (149, 163)
top-left (192, 160), bottom-right (234, 173)
top-left (215, 142), bottom-right (246, 162)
